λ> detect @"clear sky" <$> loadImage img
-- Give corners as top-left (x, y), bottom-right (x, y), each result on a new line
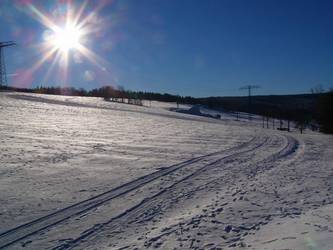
top-left (0, 0), bottom-right (332, 97)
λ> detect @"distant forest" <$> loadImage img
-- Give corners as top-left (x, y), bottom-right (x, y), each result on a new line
top-left (1, 84), bottom-right (332, 134)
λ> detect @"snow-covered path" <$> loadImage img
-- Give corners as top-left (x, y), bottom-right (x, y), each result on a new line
top-left (0, 92), bottom-right (332, 249)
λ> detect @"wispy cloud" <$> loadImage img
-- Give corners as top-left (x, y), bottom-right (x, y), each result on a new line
top-left (7, 73), bottom-right (18, 77)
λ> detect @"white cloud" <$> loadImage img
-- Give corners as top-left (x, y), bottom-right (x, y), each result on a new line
top-left (73, 52), bottom-right (83, 64)
top-left (84, 70), bottom-right (95, 81)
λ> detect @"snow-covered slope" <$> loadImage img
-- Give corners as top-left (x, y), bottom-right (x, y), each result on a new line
top-left (0, 92), bottom-right (332, 249)
top-left (174, 104), bottom-right (297, 131)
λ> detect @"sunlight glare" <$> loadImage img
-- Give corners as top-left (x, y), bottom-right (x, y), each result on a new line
top-left (25, 1), bottom-right (113, 86)
top-left (52, 24), bottom-right (82, 52)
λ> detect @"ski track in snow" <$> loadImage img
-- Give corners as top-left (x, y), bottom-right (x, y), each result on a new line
top-left (56, 134), bottom-right (300, 250)
top-left (0, 92), bottom-right (332, 250)
top-left (0, 135), bottom-right (262, 248)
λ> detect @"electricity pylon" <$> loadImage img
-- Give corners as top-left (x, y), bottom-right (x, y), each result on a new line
top-left (239, 85), bottom-right (260, 120)
top-left (0, 41), bottom-right (16, 87)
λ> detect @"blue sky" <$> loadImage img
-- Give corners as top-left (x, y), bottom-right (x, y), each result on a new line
top-left (0, 0), bottom-right (332, 97)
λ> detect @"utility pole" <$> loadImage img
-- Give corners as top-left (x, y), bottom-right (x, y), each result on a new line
top-left (239, 85), bottom-right (260, 120)
top-left (262, 116), bottom-right (265, 128)
top-left (0, 41), bottom-right (16, 87)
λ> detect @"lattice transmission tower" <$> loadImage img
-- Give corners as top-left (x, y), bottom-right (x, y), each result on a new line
top-left (0, 41), bottom-right (16, 87)
top-left (239, 85), bottom-right (261, 120)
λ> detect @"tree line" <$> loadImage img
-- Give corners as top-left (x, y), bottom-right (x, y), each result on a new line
top-left (1, 84), bottom-right (332, 134)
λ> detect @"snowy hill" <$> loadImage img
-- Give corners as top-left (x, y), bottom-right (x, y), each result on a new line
top-left (0, 92), bottom-right (332, 249)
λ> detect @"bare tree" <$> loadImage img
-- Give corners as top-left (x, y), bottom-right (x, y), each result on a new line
top-left (310, 84), bottom-right (324, 94)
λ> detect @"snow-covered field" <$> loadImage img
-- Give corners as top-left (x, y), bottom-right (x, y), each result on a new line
top-left (0, 92), bottom-right (332, 249)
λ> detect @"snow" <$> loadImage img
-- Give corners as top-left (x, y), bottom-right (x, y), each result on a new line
top-left (173, 104), bottom-right (292, 129)
top-left (0, 92), bottom-right (332, 249)
top-left (244, 204), bottom-right (333, 249)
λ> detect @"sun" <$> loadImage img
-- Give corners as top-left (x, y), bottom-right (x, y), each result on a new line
top-left (25, 1), bottom-right (112, 86)
top-left (42, 22), bottom-right (84, 54)
top-left (52, 24), bottom-right (82, 52)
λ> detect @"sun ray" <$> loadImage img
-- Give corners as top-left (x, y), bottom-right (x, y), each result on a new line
top-left (76, 0), bottom-right (110, 30)
top-left (41, 50), bottom-right (63, 84)
top-left (72, 0), bottom-right (89, 27)
top-left (21, 1), bottom-right (112, 86)
top-left (61, 49), bottom-right (69, 86)
top-left (28, 4), bottom-right (58, 32)
top-left (76, 44), bottom-right (110, 71)
top-left (31, 46), bottom-right (58, 73)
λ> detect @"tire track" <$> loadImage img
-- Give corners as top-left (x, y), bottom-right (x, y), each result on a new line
top-left (246, 134), bottom-right (300, 177)
top-left (0, 135), bottom-right (264, 249)
top-left (52, 134), bottom-right (282, 250)
top-left (93, 134), bottom-right (300, 250)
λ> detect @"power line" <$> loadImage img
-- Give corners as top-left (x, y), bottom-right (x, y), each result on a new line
top-left (239, 84), bottom-right (261, 120)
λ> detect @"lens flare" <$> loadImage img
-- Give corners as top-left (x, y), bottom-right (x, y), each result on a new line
top-left (52, 24), bottom-right (82, 52)
top-left (22, 0), bottom-right (111, 86)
